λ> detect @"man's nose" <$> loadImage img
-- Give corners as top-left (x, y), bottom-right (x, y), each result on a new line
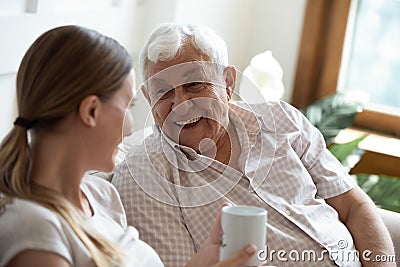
top-left (172, 87), bottom-right (193, 116)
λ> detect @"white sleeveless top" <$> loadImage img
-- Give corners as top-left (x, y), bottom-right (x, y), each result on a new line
top-left (0, 175), bottom-right (164, 267)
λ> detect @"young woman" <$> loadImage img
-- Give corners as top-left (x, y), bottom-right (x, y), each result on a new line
top-left (0, 26), bottom-right (256, 267)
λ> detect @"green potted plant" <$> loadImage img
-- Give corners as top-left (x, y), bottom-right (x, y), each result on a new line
top-left (302, 92), bottom-right (400, 213)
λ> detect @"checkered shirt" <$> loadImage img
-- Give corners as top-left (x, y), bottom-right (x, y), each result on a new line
top-left (112, 101), bottom-right (361, 267)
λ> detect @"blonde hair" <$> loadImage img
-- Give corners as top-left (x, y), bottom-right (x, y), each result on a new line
top-left (0, 25), bottom-right (133, 266)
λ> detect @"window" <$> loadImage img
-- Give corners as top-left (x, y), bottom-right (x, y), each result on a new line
top-left (339, 0), bottom-right (400, 123)
top-left (339, 0), bottom-right (400, 113)
top-left (292, 0), bottom-right (400, 137)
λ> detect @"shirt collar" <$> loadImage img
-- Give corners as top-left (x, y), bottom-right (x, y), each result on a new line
top-left (229, 102), bottom-right (260, 135)
top-left (229, 101), bottom-right (275, 132)
top-left (154, 125), bottom-right (199, 160)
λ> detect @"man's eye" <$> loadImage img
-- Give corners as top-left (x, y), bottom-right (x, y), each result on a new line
top-left (187, 82), bottom-right (203, 87)
top-left (185, 82), bottom-right (204, 91)
top-left (129, 97), bottom-right (137, 108)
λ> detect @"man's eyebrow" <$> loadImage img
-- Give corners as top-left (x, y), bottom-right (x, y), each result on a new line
top-left (148, 65), bottom-right (206, 88)
top-left (147, 76), bottom-right (168, 86)
top-left (182, 67), bottom-right (197, 78)
top-left (152, 76), bottom-right (165, 82)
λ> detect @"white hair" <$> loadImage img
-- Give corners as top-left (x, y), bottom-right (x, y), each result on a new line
top-left (139, 23), bottom-right (229, 81)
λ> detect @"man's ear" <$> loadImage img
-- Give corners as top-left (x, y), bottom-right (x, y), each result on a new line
top-left (141, 85), bottom-right (151, 105)
top-left (79, 95), bottom-right (101, 127)
top-left (224, 65), bottom-right (237, 100)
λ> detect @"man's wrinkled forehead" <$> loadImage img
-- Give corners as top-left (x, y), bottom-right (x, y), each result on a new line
top-left (144, 61), bottom-right (224, 89)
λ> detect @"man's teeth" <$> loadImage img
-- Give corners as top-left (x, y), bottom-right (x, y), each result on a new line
top-left (175, 117), bottom-right (201, 126)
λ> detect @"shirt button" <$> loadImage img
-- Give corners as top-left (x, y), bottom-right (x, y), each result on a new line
top-left (285, 209), bottom-right (291, 216)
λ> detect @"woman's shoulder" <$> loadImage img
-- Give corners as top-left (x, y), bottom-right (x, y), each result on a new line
top-left (0, 198), bottom-right (62, 227)
top-left (0, 198), bottom-right (72, 266)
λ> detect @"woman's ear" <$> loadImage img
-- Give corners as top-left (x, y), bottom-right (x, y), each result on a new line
top-left (79, 95), bottom-right (101, 127)
top-left (224, 65), bottom-right (237, 100)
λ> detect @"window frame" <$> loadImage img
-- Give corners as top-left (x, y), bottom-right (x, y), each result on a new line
top-left (291, 0), bottom-right (400, 137)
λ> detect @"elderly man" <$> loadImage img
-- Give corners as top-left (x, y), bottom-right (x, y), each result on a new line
top-left (112, 23), bottom-right (395, 267)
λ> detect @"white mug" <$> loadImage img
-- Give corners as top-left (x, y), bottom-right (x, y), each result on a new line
top-left (220, 205), bottom-right (267, 266)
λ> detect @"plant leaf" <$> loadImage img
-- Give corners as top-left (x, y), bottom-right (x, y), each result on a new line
top-left (328, 134), bottom-right (369, 163)
top-left (354, 174), bottom-right (400, 213)
top-left (302, 92), bottom-right (363, 146)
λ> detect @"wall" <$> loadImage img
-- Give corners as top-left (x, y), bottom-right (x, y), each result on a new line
top-left (0, 0), bottom-right (306, 140)
top-left (174, 0), bottom-right (306, 102)
top-left (0, 0), bottom-right (141, 140)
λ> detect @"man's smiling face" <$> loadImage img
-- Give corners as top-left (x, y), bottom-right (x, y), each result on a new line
top-left (142, 43), bottom-right (232, 153)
